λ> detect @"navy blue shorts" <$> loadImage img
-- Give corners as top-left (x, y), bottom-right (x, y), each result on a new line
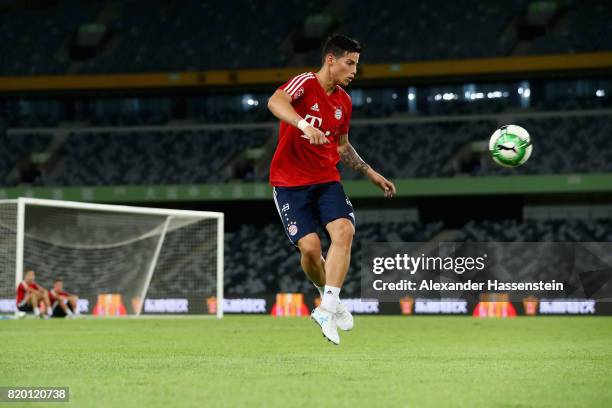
top-left (52, 302), bottom-right (74, 318)
top-left (273, 181), bottom-right (355, 246)
top-left (17, 301), bottom-right (33, 313)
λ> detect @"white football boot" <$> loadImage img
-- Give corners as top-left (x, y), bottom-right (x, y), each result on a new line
top-left (335, 301), bottom-right (354, 331)
top-left (311, 306), bottom-right (340, 345)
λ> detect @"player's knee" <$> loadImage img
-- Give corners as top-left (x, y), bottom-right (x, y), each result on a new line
top-left (301, 245), bottom-right (321, 262)
top-left (330, 221), bottom-right (354, 246)
top-left (298, 236), bottom-right (322, 263)
top-left (334, 219), bottom-right (355, 239)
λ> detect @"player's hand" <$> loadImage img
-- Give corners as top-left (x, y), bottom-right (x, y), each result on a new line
top-left (302, 125), bottom-right (329, 145)
top-left (367, 169), bottom-right (396, 198)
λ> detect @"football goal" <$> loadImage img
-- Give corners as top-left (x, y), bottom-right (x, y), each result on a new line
top-left (0, 198), bottom-right (223, 317)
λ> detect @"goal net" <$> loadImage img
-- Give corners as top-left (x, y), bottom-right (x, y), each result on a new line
top-left (0, 198), bottom-right (223, 317)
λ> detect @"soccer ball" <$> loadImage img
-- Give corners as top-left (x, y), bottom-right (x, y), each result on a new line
top-left (489, 125), bottom-right (532, 168)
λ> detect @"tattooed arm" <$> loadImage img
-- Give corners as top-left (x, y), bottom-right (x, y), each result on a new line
top-left (337, 134), bottom-right (396, 197)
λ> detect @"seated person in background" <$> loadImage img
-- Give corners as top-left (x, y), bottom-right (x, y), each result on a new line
top-left (49, 277), bottom-right (79, 318)
top-left (16, 270), bottom-right (51, 318)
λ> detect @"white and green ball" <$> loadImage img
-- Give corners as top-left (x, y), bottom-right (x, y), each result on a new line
top-left (489, 125), bottom-right (533, 168)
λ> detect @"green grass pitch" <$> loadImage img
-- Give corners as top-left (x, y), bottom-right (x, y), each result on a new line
top-left (1, 316), bottom-right (611, 407)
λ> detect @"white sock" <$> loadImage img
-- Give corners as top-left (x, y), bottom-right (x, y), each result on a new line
top-left (321, 285), bottom-right (341, 312)
top-left (34, 307), bottom-right (40, 316)
top-left (47, 308), bottom-right (53, 316)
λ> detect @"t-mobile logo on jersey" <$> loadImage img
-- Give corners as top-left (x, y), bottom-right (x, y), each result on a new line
top-left (303, 114), bottom-right (322, 128)
top-left (301, 114), bottom-right (331, 140)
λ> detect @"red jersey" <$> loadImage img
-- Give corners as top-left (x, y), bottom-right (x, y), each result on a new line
top-left (270, 72), bottom-right (353, 187)
top-left (16, 281), bottom-right (41, 305)
top-left (49, 289), bottom-right (70, 307)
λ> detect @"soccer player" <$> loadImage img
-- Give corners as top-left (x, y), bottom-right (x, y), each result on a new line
top-left (16, 269), bottom-right (51, 318)
top-left (49, 277), bottom-right (79, 318)
top-left (267, 34), bottom-right (396, 345)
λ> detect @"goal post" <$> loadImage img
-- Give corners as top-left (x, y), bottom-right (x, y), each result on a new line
top-left (0, 197), bottom-right (224, 318)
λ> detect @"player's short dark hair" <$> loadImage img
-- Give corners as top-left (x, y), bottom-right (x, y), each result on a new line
top-left (54, 277), bottom-right (63, 283)
top-left (321, 34), bottom-right (361, 63)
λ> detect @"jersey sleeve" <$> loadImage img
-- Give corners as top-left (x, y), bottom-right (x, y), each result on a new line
top-left (339, 95), bottom-right (353, 135)
top-left (278, 72), bottom-right (315, 102)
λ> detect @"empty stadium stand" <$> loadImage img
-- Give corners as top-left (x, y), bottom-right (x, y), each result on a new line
top-left (1, 0), bottom-right (611, 75)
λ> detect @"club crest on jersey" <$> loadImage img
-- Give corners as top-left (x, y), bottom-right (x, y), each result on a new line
top-left (334, 107), bottom-right (342, 120)
top-left (287, 222), bottom-right (298, 236)
top-left (294, 88), bottom-right (304, 99)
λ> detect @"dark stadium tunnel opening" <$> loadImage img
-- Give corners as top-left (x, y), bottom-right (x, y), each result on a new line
top-left (418, 195), bottom-right (524, 228)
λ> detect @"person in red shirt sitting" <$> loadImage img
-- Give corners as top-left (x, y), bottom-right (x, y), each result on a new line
top-left (16, 269), bottom-right (51, 318)
top-left (49, 277), bottom-right (79, 318)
